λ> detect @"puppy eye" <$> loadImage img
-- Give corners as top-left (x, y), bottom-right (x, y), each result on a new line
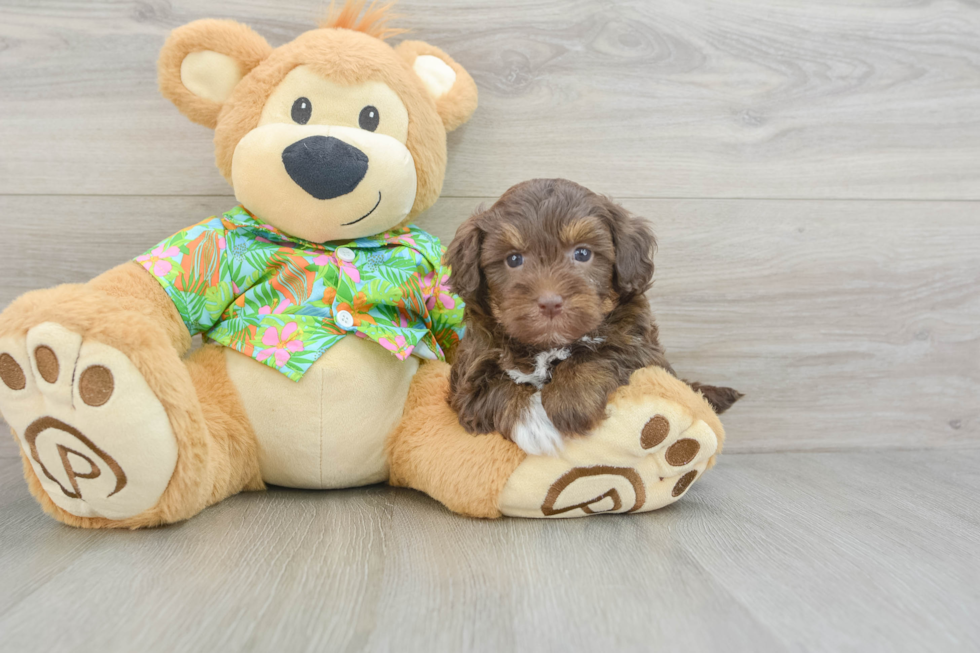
top-left (359, 106), bottom-right (380, 132)
top-left (506, 253), bottom-right (524, 268)
top-left (573, 247), bottom-right (592, 262)
top-left (291, 97), bottom-right (312, 125)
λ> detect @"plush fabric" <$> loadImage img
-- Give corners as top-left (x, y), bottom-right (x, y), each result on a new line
top-left (233, 66), bottom-right (419, 241)
top-left (0, 2), bottom-right (728, 529)
top-left (158, 19), bottom-right (272, 129)
top-left (5, 324), bottom-right (179, 520)
top-left (498, 366), bottom-right (723, 518)
top-left (0, 272), bottom-right (212, 528)
top-left (226, 337), bottom-right (417, 489)
top-left (395, 41), bottom-right (479, 133)
top-left (206, 28), bottom-right (456, 222)
top-left (137, 206), bottom-right (464, 381)
top-left (387, 361), bottom-right (527, 518)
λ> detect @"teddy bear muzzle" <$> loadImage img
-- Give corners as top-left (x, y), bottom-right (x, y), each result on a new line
top-left (281, 135), bottom-right (370, 200)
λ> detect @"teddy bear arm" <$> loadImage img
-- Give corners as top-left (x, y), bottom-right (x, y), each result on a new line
top-left (389, 361), bottom-right (728, 520)
top-left (88, 262), bottom-right (193, 354)
top-left (387, 361), bottom-right (527, 518)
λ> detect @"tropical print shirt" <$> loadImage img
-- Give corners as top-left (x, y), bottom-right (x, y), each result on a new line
top-left (136, 205), bottom-right (464, 382)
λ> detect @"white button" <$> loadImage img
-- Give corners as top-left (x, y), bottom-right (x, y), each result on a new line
top-left (336, 247), bottom-right (356, 262)
top-left (335, 310), bottom-right (355, 330)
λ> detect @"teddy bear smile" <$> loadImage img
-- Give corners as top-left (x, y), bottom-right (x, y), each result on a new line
top-left (341, 190), bottom-right (383, 226)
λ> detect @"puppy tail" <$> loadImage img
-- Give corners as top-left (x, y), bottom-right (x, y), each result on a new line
top-left (686, 381), bottom-right (744, 415)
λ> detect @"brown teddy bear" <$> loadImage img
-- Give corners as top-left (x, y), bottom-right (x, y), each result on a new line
top-left (0, 2), bottom-right (726, 528)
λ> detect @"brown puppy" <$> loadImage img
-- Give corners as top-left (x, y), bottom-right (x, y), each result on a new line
top-left (445, 178), bottom-right (741, 455)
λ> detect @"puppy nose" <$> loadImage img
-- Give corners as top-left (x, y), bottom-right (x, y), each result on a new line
top-left (537, 293), bottom-right (564, 318)
top-left (282, 135), bottom-right (369, 200)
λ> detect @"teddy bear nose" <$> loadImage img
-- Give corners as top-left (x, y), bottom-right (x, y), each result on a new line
top-left (537, 293), bottom-right (564, 319)
top-left (281, 135), bottom-right (369, 200)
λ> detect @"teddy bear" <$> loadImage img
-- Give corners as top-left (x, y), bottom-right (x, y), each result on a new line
top-left (0, 2), bottom-right (727, 528)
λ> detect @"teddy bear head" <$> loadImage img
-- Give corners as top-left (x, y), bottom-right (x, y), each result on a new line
top-left (158, 1), bottom-right (477, 242)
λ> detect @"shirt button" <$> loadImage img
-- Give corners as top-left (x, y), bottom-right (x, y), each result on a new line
top-left (336, 310), bottom-right (355, 330)
top-left (336, 247), bottom-right (356, 262)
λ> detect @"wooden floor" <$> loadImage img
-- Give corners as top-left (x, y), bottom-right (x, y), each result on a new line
top-left (2, 440), bottom-right (979, 652)
top-left (1, 1), bottom-right (978, 651)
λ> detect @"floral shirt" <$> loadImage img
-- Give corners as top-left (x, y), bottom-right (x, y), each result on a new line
top-left (136, 205), bottom-right (465, 382)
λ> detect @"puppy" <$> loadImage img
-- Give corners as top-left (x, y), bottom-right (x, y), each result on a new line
top-left (444, 178), bottom-right (741, 456)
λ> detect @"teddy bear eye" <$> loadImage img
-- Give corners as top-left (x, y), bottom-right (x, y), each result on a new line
top-left (506, 253), bottom-right (524, 268)
top-left (359, 106), bottom-right (380, 132)
top-left (291, 97), bottom-right (312, 125)
top-left (573, 247), bottom-right (592, 262)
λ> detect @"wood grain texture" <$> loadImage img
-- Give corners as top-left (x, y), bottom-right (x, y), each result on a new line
top-left (0, 0), bottom-right (979, 198)
top-left (1, 194), bottom-right (976, 453)
top-left (0, 427), bottom-right (17, 459)
top-left (0, 450), bottom-right (978, 652)
top-left (0, 3), bottom-right (977, 652)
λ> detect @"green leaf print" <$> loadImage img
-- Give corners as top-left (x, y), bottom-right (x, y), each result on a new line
top-left (138, 207), bottom-right (465, 380)
top-left (363, 279), bottom-right (402, 304)
top-left (204, 281), bottom-right (235, 318)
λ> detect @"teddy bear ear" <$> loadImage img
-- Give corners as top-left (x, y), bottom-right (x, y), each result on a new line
top-left (395, 41), bottom-right (478, 132)
top-left (158, 19), bottom-right (272, 129)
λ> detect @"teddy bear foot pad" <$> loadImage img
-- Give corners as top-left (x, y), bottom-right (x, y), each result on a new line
top-left (498, 368), bottom-right (719, 518)
top-left (0, 322), bottom-right (178, 520)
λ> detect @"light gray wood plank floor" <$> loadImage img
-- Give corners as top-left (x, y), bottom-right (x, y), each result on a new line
top-left (0, 448), bottom-right (977, 653)
top-left (0, 1), bottom-right (978, 651)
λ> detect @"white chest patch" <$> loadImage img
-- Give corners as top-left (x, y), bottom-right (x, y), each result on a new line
top-left (511, 391), bottom-right (564, 457)
top-left (505, 348), bottom-right (572, 457)
top-left (505, 347), bottom-right (571, 390)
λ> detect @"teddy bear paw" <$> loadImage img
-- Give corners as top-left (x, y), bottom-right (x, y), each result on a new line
top-left (497, 370), bottom-right (719, 518)
top-left (0, 322), bottom-right (178, 520)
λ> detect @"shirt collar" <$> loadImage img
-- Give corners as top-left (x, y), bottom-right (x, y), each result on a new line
top-left (223, 205), bottom-right (420, 252)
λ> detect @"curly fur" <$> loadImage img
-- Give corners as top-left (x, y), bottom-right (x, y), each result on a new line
top-left (445, 179), bottom-right (742, 450)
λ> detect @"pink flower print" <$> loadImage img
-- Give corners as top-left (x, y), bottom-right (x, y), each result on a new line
top-left (388, 234), bottom-right (417, 247)
top-left (379, 335), bottom-right (407, 356)
top-left (136, 245), bottom-right (179, 277)
top-left (394, 307), bottom-right (411, 328)
top-left (258, 300), bottom-right (293, 316)
top-left (421, 270), bottom-right (456, 310)
top-left (337, 259), bottom-right (360, 283)
top-left (218, 237), bottom-right (226, 250)
top-left (256, 322), bottom-right (304, 368)
top-left (311, 252), bottom-right (359, 282)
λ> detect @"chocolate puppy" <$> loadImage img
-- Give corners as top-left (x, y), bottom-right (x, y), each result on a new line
top-left (445, 178), bottom-right (741, 455)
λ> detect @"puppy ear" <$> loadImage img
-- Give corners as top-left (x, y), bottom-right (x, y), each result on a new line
top-left (602, 201), bottom-right (656, 300)
top-left (158, 19), bottom-right (272, 129)
top-left (444, 214), bottom-right (486, 308)
top-left (395, 41), bottom-right (478, 132)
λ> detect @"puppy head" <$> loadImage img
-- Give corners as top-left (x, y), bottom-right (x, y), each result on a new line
top-left (445, 178), bottom-right (656, 348)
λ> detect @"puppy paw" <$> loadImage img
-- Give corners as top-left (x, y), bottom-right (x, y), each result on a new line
top-left (497, 366), bottom-right (722, 518)
top-left (540, 384), bottom-right (607, 438)
top-left (510, 392), bottom-right (564, 456)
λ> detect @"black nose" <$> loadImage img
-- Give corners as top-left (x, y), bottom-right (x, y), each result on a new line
top-left (281, 135), bottom-right (369, 200)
